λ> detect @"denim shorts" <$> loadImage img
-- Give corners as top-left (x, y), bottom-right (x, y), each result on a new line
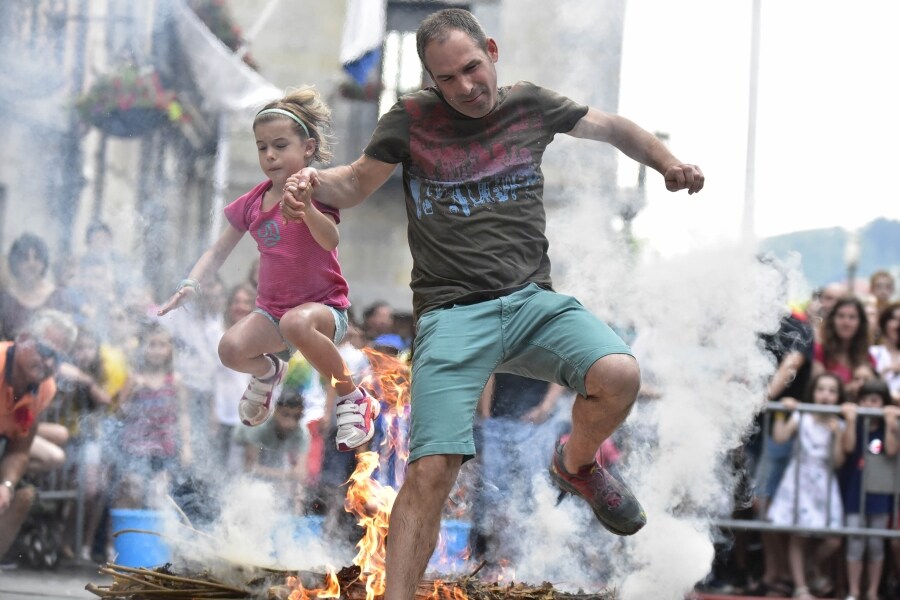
top-left (253, 306), bottom-right (349, 362)
top-left (408, 283), bottom-right (633, 464)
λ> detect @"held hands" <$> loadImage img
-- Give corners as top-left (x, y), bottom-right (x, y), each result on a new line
top-left (282, 167), bottom-right (319, 222)
top-left (664, 163), bottom-right (705, 194)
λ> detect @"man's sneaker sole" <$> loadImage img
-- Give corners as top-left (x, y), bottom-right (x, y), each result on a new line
top-left (549, 443), bottom-right (646, 536)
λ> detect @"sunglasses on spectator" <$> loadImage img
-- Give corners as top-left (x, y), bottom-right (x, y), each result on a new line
top-left (34, 340), bottom-right (65, 364)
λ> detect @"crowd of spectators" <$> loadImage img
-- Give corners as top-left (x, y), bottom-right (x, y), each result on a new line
top-left (0, 226), bottom-right (417, 566)
top-left (2, 224), bottom-right (900, 599)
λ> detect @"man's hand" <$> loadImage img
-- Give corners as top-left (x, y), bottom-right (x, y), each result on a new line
top-left (664, 163), bottom-right (705, 194)
top-left (282, 167), bottom-right (319, 222)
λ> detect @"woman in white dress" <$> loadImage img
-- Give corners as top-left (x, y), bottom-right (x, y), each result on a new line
top-left (767, 373), bottom-right (848, 600)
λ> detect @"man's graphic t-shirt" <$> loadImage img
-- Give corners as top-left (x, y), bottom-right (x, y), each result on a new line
top-left (365, 82), bottom-right (588, 317)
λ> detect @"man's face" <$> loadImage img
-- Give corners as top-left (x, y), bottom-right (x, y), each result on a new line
top-left (872, 275), bottom-right (895, 302)
top-left (818, 283), bottom-right (846, 319)
top-left (424, 29), bottom-right (499, 119)
top-left (15, 327), bottom-right (69, 385)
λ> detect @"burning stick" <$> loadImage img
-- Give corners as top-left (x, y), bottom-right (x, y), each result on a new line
top-left (88, 562), bottom-right (616, 600)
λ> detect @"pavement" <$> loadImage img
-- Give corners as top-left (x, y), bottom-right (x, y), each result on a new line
top-left (0, 560), bottom-right (111, 599)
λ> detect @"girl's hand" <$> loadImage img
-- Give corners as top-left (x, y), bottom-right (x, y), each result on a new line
top-left (781, 397), bottom-right (799, 412)
top-left (840, 402), bottom-right (858, 422)
top-left (828, 415), bottom-right (842, 433)
top-left (157, 286), bottom-right (197, 316)
top-left (282, 181), bottom-right (313, 222)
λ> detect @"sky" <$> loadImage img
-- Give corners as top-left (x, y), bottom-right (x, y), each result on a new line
top-left (617, 0), bottom-right (900, 260)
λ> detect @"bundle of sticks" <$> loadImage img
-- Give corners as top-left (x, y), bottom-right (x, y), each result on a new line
top-left (86, 562), bottom-right (616, 600)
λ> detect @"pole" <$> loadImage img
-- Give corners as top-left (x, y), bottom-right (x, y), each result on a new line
top-left (742, 0), bottom-right (761, 243)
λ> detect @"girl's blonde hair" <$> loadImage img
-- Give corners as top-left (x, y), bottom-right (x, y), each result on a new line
top-left (255, 86), bottom-right (333, 164)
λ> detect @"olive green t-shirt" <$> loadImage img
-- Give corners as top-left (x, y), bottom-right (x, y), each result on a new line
top-left (364, 82), bottom-right (588, 318)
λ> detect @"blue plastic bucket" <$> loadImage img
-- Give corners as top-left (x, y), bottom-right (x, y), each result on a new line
top-left (110, 509), bottom-right (170, 568)
top-left (427, 519), bottom-right (470, 573)
top-left (292, 515), bottom-right (325, 544)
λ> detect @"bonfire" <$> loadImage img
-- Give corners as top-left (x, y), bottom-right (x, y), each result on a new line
top-left (86, 349), bottom-right (615, 600)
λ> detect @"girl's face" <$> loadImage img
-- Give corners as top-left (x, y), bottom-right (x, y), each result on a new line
top-left (885, 309), bottom-right (900, 344)
top-left (848, 365), bottom-right (876, 398)
top-left (227, 289), bottom-right (254, 325)
top-left (834, 304), bottom-right (861, 341)
top-left (143, 331), bottom-right (173, 369)
top-left (858, 392), bottom-right (885, 409)
top-left (813, 376), bottom-right (841, 405)
top-left (254, 119), bottom-right (315, 186)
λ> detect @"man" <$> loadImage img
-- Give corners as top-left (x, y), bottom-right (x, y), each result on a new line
top-left (809, 282), bottom-right (848, 343)
top-left (0, 309), bottom-right (77, 559)
top-left (283, 8), bottom-right (703, 598)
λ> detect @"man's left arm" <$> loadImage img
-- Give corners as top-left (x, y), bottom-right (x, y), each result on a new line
top-left (567, 108), bottom-right (704, 194)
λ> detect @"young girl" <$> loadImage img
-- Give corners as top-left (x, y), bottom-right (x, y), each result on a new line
top-left (158, 87), bottom-right (378, 451)
top-left (767, 373), bottom-right (847, 600)
top-left (113, 322), bottom-right (191, 508)
top-left (840, 378), bottom-right (897, 600)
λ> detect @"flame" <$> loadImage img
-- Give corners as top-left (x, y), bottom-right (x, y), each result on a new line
top-left (286, 568), bottom-right (341, 600)
top-left (344, 451), bottom-right (397, 600)
top-left (429, 579), bottom-right (469, 600)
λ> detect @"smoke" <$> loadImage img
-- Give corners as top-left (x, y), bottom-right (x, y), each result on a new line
top-left (158, 475), bottom-right (350, 575)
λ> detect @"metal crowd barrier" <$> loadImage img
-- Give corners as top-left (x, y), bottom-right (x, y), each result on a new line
top-left (715, 401), bottom-right (900, 539)
top-left (34, 394), bottom-right (87, 560)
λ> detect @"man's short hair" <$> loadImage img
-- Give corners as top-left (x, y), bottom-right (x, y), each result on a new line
top-left (416, 8), bottom-right (488, 67)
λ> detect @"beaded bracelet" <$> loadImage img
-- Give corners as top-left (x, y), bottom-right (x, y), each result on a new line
top-left (177, 278), bottom-right (201, 295)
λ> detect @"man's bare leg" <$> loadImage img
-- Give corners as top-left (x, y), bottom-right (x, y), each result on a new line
top-left (385, 454), bottom-right (462, 600)
top-left (562, 353), bottom-right (640, 471)
top-left (0, 486), bottom-right (36, 557)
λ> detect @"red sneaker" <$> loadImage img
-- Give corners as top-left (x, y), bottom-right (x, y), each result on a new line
top-left (549, 440), bottom-right (646, 536)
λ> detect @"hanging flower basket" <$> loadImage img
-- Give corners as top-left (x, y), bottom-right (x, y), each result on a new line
top-left (76, 65), bottom-right (185, 138)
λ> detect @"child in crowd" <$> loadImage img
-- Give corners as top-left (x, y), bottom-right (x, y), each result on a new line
top-left (157, 87), bottom-right (378, 451)
top-left (870, 302), bottom-right (900, 402)
top-left (56, 329), bottom-right (113, 561)
top-left (212, 283), bottom-right (256, 467)
top-left (233, 388), bottom-right (308, 512)
top-left (113, 322), bottom-right (191, 508)
top-left (840, 378), bottom-right (898, 600)
top-left (767, 373), bottom-right (847, 600)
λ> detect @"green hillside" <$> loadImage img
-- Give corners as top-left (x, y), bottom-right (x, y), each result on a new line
top-left (758, 218), bottom-right (900, 288)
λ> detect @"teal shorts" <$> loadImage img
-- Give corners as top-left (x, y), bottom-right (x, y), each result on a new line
top-left (408, 283), bottom-right (633, 464)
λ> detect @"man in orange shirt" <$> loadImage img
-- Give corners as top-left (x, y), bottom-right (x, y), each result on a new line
top-left (0, 309), bottom-right (77, 559)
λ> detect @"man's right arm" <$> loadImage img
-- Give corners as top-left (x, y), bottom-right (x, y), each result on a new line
top-left (284, 155), bottom-right (396, 214)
